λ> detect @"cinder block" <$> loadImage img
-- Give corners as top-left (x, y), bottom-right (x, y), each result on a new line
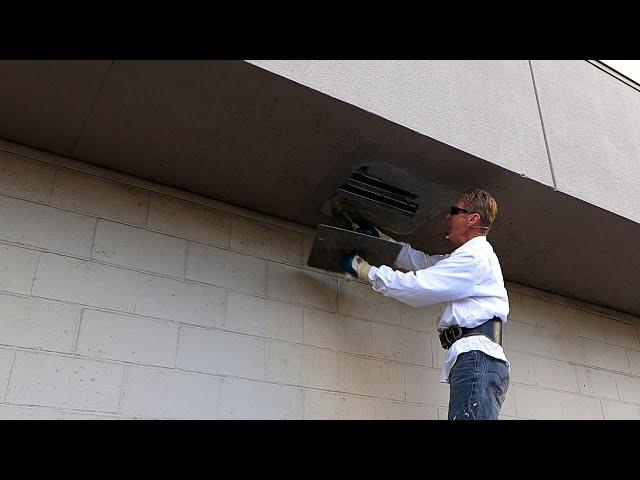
top-left (226, 292), bottom-right (303, 342)
top-left (503, 321), bottom-right (539, 353)
top-left (267, 263), bottom-right (337, 311)
top-left (303, 389), bottom-right (338, 419)
top-left (431, 334), bottom-right (447, 369)
top-left (0, 151), bottom-right (56, 203)
top-left (219, 377), bottom-right (302, 419)
top-left (516, 295), bottom-right (569, 331)
top-left (601, 399), bottom-right (640, 419)
top-left (505, 351), bottom-right (536, 386)
top-left (186, 243), bottom-right (266, 295)
top-left (370, 322), bottom-right (404, 363)
top-left (300, 346), bottom-right (340, 390)
top-left (512, 384), bottom-right (603, 419)
top-left (50, 169), bottom-right (149, 226)
top-left (265, 341), bottom-right (302, 385)
top-left (32, 254), bottom-right (138, 312)
top-left (554, 331), bottom-right (588, 364)
top-left (230, 216), bottom-right (303, 265)
top-left (0, 405), bottom-right (120, 419)
top-left (370, 322), bottom-right (431, 366)
top-left (575, 366), bottom-right (619, 400)
top-left (92, 220), bottom-right (186, 277)
top-left (343, 316), bottom-right (373, 356)
top-left (506, 321), bottom-right (586, 364)
top-left (147, 195), bottom-right (230, 248)
top-left (6, 351), bottom-right (123, 412)
top-left (338, 353), bottom-right (369, 396)
top-left (614, 374), bottom-right (640, 404)
top-left (555, 331), bottom-right (588, 364)
top-left (338, 278), bottom-right (401, 325)
top-left (338, 354), bottom-right (405, 400)
top-left (627, 349), bottom-right (640, 377)
top-left (398, 303), bottom-right (440, 333)
top-left (337, 394), bottom-right (375, 419)
top-left (582, 338), bottom-right (630, 373)
top-left (602, 320), bottom-right (640, 350)
top-left (0, 294), bottom-right (80, 353)
top-left (404, 365), bottom-right (450, 407)
top-left (0, 244), bottom-right (39, 294)
top-left (0, 348), bottom-right (14, 399)
top-left (515, 294), bottom-right (606, 342)
top-left (437, 408), bottom-right (449, 420)
top-left (501, 387), bottom-right (517, 417)
top-left (532, 357), bottom-right (578, 393)
top-left (176, 327), bottom-right (265, 380)
top-left (374, 399), bottom-right (438, 419)
top-left (77, 309), bottom-right (179, 367)
top-left (367, 359), bottom-right (406, 401)
top-left (120, 365), bottom-right (221, 419)
top-left (303, 308), bottom-right (344, 351)
top-left (498, 414), bottom-right (521, 420)
top-left (571, 311), bottom-right (608, 342)
top-left (135, 273), bottom-right (226, 328)
top-left (0, 196), bottom-right (96, 257)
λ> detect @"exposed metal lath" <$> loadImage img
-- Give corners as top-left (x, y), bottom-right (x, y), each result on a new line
top-left (338, 169), bottom-right (419, 217)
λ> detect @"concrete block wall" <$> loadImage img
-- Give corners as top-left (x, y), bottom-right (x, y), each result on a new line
top-left (1, 142), bottom-right (639, 419)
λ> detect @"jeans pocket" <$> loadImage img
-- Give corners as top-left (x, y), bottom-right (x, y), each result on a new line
top-left (487, 363), bottom-right (509, 405)
top-left (488, 379), bottom-right (508, 409)
top-left (450, 351), bottom-right (477, 376)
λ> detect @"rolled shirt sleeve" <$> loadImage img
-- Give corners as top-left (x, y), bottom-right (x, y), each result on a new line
top-left (367, 251), bottom-right (478, 308)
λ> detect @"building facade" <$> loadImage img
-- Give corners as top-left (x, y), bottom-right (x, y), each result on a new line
top-left (0, 60), bottom-right (638, 419)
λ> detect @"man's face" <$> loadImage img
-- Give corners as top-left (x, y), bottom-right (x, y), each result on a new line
top-left (446, 198), bottom-right (471, 247)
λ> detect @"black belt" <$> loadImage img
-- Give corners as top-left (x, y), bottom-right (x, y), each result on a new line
top-left (438, 317), bottom-right (502, 350)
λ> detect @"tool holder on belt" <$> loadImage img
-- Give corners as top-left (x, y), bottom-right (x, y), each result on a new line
top-left (438, 318), bottom-right (503, 350)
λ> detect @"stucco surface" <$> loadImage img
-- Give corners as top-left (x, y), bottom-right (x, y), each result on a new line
top-left (531, 60), bottom-right (640, 224)
top-left (0, 60), bottom-right (112, 156)
top-left (247, 60), bottom-right (553, 186)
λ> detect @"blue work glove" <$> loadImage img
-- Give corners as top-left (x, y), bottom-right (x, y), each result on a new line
top-left (352, 217), bottom-right (393, 241)
top-left (341, 251), bottom-right (371, 281)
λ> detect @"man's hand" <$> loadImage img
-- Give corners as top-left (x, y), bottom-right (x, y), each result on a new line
top-left (352, 217), bottom-right (393, 241)
top-left (341, 252), bottom-right (371, 281)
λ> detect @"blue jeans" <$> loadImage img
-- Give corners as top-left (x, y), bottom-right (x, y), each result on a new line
top-left (448, 350), bottom-right (510, 420)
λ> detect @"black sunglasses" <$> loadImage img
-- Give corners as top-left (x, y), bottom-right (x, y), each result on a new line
top-left (449, 206), bottom-right (471, 216)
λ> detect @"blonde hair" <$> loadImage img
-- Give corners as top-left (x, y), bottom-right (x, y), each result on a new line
top-left (459, 188), bottom-right (498, 232)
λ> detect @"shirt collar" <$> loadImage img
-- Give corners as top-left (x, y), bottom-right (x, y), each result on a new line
top-left (453, 235), bottom-right (487, 253)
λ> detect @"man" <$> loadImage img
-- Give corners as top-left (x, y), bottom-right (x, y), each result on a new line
top-left (341, 188), bottom-right (509, 420)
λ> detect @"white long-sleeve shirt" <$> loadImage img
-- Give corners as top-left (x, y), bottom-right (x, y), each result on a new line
top-left (366, 235), bottom-right (509, 383)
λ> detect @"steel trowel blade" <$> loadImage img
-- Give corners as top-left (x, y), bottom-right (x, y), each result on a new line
top-left (306, 224), bottom-right (403, 274)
